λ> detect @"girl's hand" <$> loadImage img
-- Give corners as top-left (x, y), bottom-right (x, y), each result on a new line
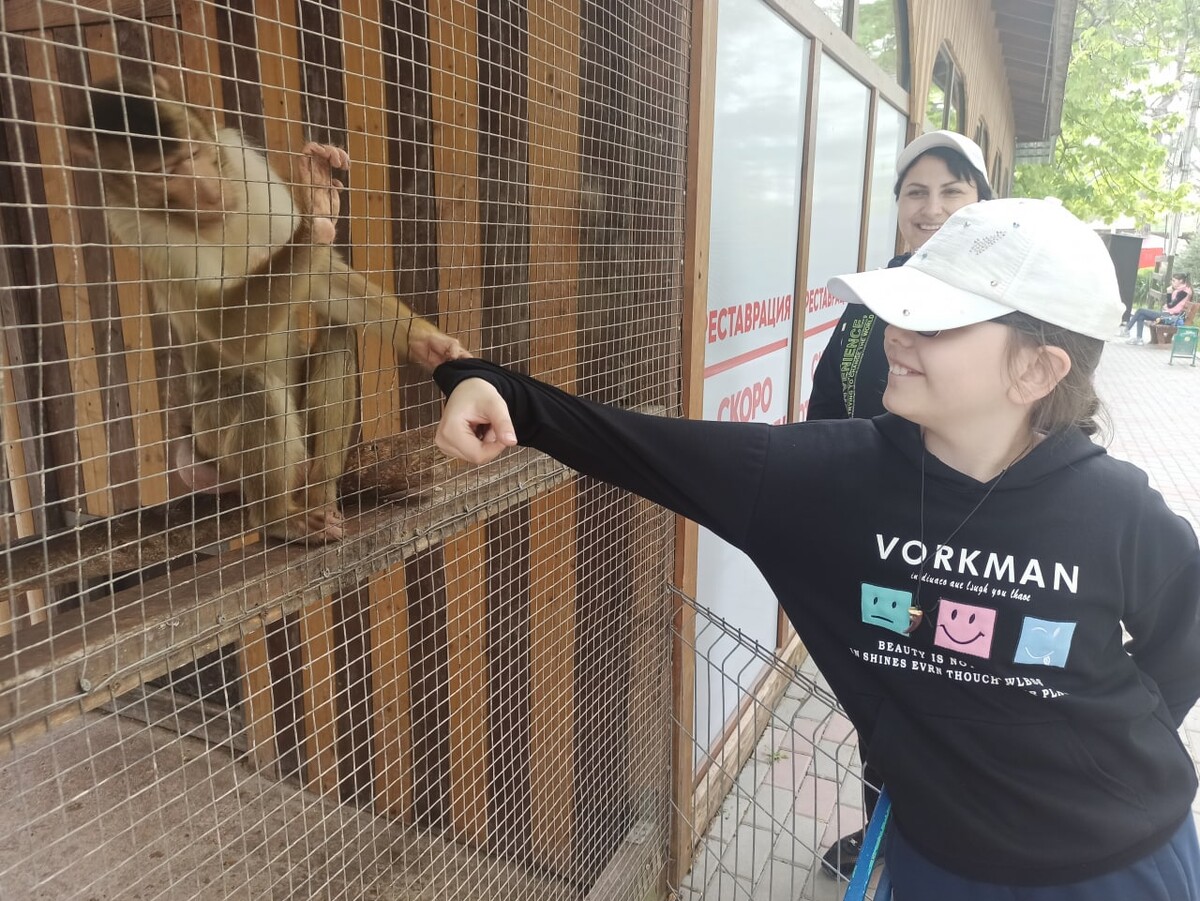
top-left (435, 378), bottom-right (518, 464)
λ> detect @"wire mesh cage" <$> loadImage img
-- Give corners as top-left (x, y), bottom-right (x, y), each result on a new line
top-left (0, 0), bottom-right (689, 897)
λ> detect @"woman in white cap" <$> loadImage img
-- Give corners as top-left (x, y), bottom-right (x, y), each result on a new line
top-left (434, 198), bottom-right (1200, 900)
top-left (808, 128), bottom-right (993, 878)
top-left (809, 130), bottom-right (993, 421)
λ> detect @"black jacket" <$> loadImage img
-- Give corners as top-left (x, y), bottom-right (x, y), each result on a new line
top-left (435, 358), bottom-right (1200, 886)
top-left (808, 252), bottom-right (910, 421)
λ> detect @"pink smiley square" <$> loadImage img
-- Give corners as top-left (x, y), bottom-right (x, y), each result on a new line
top-left (933, 600), bottom-right (997, 659)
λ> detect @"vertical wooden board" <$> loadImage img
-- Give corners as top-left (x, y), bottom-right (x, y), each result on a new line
top-left (405, 546), bottom-right (453, 830)
top-left (178, 0), bottom-right (223, 124)
top-left (476, 0), bottom-right (530, 368)
top-left (442, 520), bottom-right (490, 845)
top-left (527, 0), bottom-right (580, 388)
top-left (23, 35), bottom-right (109, 516)
top-left (626, 496), bottom-right (670, 811)
top-left (0, 348), bottom-right (41, 631)
top-left (369, 562), bottom-right (414, 822)
top-left (255, 0), bottom-right (306, 165)
top-left (427, 0), bottom-right (484, 350)
top-left (300, 594), bottom-right (341, 797)
top-left (88, 24), bottom-right (172, 509)
top-left (238, 622), bottom-right (279, 774)
top-left (332, 582), bottom-right (377, 805)
top-left (527, 483), bottom-right (577, 871)
top-left (342, 0), bottom-right (404, 444)
top-left (486, 504), bottom-right (533, 861)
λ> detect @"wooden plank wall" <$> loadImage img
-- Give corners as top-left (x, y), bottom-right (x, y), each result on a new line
top-left (0, 0), bottom-right (687, 892)
top-left (908, 0), bottom-right (1016, 183)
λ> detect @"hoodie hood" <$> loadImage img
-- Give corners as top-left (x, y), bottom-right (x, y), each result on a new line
top-left (871, 413), bottom-right (1108, 491)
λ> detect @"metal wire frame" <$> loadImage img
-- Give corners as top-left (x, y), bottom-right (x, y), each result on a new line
top-left (0, 0), bottom-right (689, 898)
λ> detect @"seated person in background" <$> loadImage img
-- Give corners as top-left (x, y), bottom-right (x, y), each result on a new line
top-left (1125, 272), bottom-right (1192, 345)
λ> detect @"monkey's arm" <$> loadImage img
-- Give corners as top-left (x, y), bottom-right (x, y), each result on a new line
top-left (308, 257), bottom-right (468, 369)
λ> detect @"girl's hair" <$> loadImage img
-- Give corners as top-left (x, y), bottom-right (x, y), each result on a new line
top-left (1175, 272), bottom-right (1191, 285)
top-left (998, 311), bottom-right (1107, 438)
top-left (893, 146), bottom-right (995, 201)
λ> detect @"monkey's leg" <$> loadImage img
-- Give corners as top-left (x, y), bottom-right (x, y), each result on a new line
top-left (305, 326), bottom-right (358, 515)
top-left (192, 371), bottom-right (343, 542)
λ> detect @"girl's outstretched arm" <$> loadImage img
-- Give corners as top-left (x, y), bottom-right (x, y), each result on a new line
top-left (433, 358), bottom-right (772, 550)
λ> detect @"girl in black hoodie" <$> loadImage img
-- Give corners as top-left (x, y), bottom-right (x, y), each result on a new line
top-left (433, 199), bottom-right (1200, 899)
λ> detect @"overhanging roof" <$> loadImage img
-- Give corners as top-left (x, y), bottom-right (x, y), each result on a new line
top-left (991, 0), bottom-right (1079, 141)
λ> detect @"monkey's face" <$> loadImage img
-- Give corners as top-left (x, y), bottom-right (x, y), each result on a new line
top-left (140, 142), bottom-right (228, 224)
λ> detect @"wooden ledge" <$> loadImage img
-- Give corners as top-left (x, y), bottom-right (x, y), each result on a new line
top-left (0, 448), bottom-right (570, 751)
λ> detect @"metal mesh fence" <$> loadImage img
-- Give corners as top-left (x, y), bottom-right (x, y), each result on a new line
top-left (0, 1), bottom-right (688, 898)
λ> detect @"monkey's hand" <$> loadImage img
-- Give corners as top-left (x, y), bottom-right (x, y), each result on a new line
top-left (297, 143), bottom-right (350, 245)
top-left (435, 378), bottom-right (517, 465)
top-left (405, 323), bottom-right (470, 370)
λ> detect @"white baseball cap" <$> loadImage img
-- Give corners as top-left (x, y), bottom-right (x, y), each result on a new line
top-left (896, 130), bottom-right (990, 189)
top-left (826, 198), bottom-right (1123, 341)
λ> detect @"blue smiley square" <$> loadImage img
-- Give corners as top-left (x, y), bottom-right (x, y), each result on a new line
top-left (1014, 617), bottom-right (1077, 668)
top-left (861, 583), bottom-right (914, 635)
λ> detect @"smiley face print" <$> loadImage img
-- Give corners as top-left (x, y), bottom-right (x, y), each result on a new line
top-left (860, 583), bottom-right (915, 635)
top-left (933, 600), bottom-right (997, 659)
top-left (1014, 617), bottom-right (1076, 668)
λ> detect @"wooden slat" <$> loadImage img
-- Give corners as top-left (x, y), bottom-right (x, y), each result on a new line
top-left (527, 0), bottom-right (579, 388)
top-left (370, 561), bottom-right (414, 822)
top-left (3, 0), bottom-right (176, 32)
top-left (485, 504), bottom-right (532, 860)
top-left (672, 0), bottom-right (714, 881)
top-left (443, 520), bottom-right (490, 844)
top-left (381, 0), bottom-right (446, 431)
top-left (331, 582), bottom-right (377, 804)
top-left (428, 0), bottom-right (484, 353)
top-left (13, 35), bottom-right (88, 518)
top-left (301, 593), bottom-right (340, 796)
top-left (237, 621), bottom-right (278, 774)
top-left (477, 0), bottom-right (531, 369)
top-left (527, 483), bottom-right (577, 871)
top-left (54, 29), bottom-right (140, 513)
top-left (343, 0), bottom-right (404, 445)
top-left (0, 450), bottom-right (569, 751)
top-left (405, 546), bottom-right (452, 830)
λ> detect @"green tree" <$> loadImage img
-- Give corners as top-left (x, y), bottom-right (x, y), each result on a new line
top-left (1014, 0), bottom-right (1197, 226)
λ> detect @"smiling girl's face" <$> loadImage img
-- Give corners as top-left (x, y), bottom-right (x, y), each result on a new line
top-left (896, 154), bottom-right (980, 251)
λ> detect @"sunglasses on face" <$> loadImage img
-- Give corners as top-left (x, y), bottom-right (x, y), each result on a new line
top-left (915, 329), bottom-right (942, 338)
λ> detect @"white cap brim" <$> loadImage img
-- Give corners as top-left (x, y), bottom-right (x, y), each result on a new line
top-left (828, 266), bottom-right (1013, 332)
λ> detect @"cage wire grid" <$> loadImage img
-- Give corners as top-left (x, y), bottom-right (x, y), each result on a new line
top-left (0, 2), bottom-right (870, 900)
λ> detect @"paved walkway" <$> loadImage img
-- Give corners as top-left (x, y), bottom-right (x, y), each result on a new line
top-left (678, 337), bottom-right (1200, 901)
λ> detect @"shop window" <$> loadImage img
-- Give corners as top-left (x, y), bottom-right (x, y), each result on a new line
top-left (853, 0), bottom-right (908, 87)
top-left (814, 0), bottom-right (846, 26)
top-left (974, 121), bottom-right (990, 165)
top-left (926, 45), bottom-right (964, 133)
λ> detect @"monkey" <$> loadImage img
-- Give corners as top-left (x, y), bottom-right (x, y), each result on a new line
top-left (70, 75), bottom-right (468, 542)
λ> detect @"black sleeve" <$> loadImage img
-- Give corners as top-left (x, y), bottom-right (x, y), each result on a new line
top-left (434, 358), bottom-right (771, 550)
top-left (1124, 508), bottom-right (1200, 727)
top-left (807, 315), bottom-right (851, 421)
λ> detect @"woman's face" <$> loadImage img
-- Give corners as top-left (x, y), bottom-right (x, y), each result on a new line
top-left (897, 154), bottom-right (980, 251)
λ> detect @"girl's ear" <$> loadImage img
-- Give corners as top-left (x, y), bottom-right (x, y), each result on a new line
top-left (1009, 345), bottom-right (1071, 406)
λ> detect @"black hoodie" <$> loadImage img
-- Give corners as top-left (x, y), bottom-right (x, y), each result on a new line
top-left (434, 358), bottom-right (1200, 886)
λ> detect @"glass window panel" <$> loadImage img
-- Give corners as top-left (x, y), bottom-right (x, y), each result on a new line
top-left (927, 48), bottom-right (952, 130)
top-left (855, 0), bottom-right (900, 80)
top-left (949, 75), bottom-right (965, 133)
top-left (864, 101), bottom-right (907, 270)
top-left (926, 82), bottom-right (946, 130)
top-left (799, 54), bottom-right (871, 417)
top-left (813, 0), bottom-right (846, 28)
top-left (697, 0), bottom-right (810, 763)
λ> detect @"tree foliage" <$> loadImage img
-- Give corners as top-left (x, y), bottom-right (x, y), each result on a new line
top-left (1013, 0), bottom-right (1198, 226)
